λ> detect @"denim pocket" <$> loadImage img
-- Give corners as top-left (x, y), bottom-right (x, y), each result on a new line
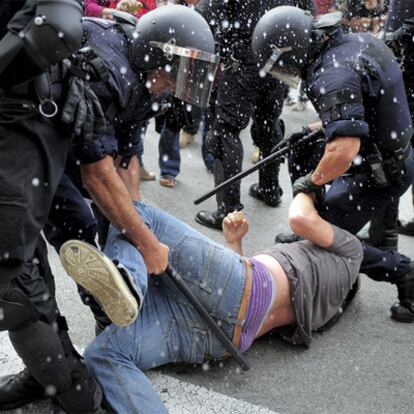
top-left (171, 236), bottom-right (233, 294)
top-left (166, 318), bottom-right (207, 364)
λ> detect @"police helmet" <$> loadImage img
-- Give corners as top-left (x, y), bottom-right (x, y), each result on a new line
top-left (252, 6), bottom-right (314, 88)
top-left (129, 5), bottom-right (219, 107)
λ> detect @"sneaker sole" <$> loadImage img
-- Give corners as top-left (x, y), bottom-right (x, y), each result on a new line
top-left (60, 241), bottom-right (138, 327)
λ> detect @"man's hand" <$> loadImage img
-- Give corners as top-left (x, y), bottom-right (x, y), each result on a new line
top-left (223, 211), bottom-right (249, 244)
top-left (292, 172), bottom-right (325, 199)
top-left (116, 0), bottom-right (143, 13)
top-left (139, 238), bottom-right (169, 275)
top-left (61, 76), bottom-right (106, 140)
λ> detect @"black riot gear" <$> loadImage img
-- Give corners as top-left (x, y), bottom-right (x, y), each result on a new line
top-left (0, 0), bottom-right (83, 87)
top-left (129, 5), bottom-right (219, 107)
top-left (252, 6), bottom-right (314, 88)
top-left (252, 7), bottom-right (342, 88)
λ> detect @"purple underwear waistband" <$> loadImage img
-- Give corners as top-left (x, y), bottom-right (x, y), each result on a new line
top-left (239, 258), bottom-right (275, 353)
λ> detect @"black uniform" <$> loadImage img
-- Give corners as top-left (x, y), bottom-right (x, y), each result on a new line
top-left (195, 0), bottom-right (316, 229)
top-left (0, 1), bottom-right (101, 411)
top-left (367, 0), bottom-right (414, 242)
top-left (289, 29), bottom-right (414, 284)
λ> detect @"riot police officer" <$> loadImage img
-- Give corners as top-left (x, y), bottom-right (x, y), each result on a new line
top-left (252, 6), bottom-right (414, 322)
top-left (195, 0), bottom-right (316, 230)
top-left (0, 0), bottom-right (105, 412)
top-left (0, 4), bottom-right (221, 410)
top-left (366, 0), bottom-right (414, 245)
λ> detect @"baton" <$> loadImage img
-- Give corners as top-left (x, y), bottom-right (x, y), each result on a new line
top-left (164, 264), bottom-right (250, 371)
top-left (194, 129), bottom-right (322, 205)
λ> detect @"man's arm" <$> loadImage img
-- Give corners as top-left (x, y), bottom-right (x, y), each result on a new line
top-left (81, 156), bottom-right (169, 274)
top-left (222, 211), bottom-right (249, 255)
top-left (310, 136), bottom-right (361, 185)
top-left (288, 193), bottom-right (334, 248)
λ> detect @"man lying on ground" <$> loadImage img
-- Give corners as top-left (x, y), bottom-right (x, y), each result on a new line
top-left (59, 191), bottom-right (363, 413)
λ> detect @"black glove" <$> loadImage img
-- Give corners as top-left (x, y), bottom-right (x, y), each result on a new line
top-left (292, 172), bottom-right (325, 199)
top-left (287, 126), bottom-right (311, 144)
top-left (61, 76), bottom-right (106, 140)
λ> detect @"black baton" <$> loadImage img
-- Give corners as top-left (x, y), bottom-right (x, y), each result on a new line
top-left (194, 129), bottom-right (322, 205)
top-left (164, 264), bottom-right (250, 371)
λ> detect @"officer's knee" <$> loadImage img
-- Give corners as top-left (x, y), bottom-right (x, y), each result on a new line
top-left (0, 282), bottom-right (38, 331)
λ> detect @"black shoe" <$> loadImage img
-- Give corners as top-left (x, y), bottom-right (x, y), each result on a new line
top-left (358, 233), bottom-right (398, 251)
top-left (55, 375), bottom-right (102, 413)
top-left (195, 210), bottom-right (225, 230)
top-left (0, 368), bottom-right (44, 410)
top-left (390, 267), bottom-right (414, 323)
top-left (249, 183), bottom-right (282, 207)
top-left (397, 219), bottom-right (414, 236)
top-left (274, 233), bottom-right (300, 244)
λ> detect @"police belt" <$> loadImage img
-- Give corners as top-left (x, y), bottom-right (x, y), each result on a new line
top-left (0, 67), bottom-right (63, 120)
top-left (348, 141), bottom-right (412, 176)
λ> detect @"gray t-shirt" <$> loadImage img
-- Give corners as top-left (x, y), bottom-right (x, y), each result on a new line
top-left (258, 225), bottom-right (363, 347)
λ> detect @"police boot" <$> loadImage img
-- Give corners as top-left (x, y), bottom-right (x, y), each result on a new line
top-left (274, 233), bottom-right (300, 244)
top-left (249, 184), bottom-right (282, 207)
top-left (366, 206), bottom-right (398, 250)
top-left (196, 159), bottom-right (243, 230)
top-left (0, 368), bottom-right (44, 410)
top-left (390, 265), bottom-right (414, 323)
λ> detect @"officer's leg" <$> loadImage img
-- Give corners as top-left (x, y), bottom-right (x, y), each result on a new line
top-left (0, 108), bottom-right (100, 411)
top-left (320, 174), bottom-right (414, 320)
top-left (366, 204), bottom-right (398, 250)
top-left (196, 66), bottom-right (254, 229)
top-left (4, 253), bottom-right (102, 412)
top-left (249, 78), bottom-right (286, 207)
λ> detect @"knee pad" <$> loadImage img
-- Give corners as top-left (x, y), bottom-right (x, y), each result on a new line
top-left (0, 287), bottom-right (38, 331)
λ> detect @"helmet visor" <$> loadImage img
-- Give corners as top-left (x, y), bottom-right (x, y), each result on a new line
top-left (267, 67), bottom-right (301, 88)
top-left (261, 45), bottom-right (301, 88)
top-left (150, 40), bottom-right (219, 107)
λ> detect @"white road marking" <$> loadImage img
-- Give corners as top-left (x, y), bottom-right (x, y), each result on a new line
top-left (0, 333), bottom-right (279, 414)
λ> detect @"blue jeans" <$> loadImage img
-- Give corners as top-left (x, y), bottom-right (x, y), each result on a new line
top-left (159, 125), bottom-right (180, 178)
top-left (84, 202), bottom-right (247, 413)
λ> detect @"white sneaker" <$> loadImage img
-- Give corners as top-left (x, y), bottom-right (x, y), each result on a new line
top-left (60, 240), bottom-right (139, 327)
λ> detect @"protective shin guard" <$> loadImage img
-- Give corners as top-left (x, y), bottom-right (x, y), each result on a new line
top-left (9, 321), bottom-right (72, 395)
top-left (214, 159), bottom-right (242, 214)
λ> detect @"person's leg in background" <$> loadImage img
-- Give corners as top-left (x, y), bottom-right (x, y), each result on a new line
top-left (249, 77), bottom-right (287, 207)
top-left (179, 104), bottom-right (201, 149)
top-left (200, 89), bottom-right (217, 173)
top-left (196, 62), bottom-right (258, 230)
top-left (158, 101), bottom-right (182, 188)
top-left (291, 80), bottom-right (308, 112)
top-left (136, 122), bottom-right (156, 181)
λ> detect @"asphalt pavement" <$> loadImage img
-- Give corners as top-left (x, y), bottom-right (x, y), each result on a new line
top-left (1, 102), bottom-right (414, 414)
